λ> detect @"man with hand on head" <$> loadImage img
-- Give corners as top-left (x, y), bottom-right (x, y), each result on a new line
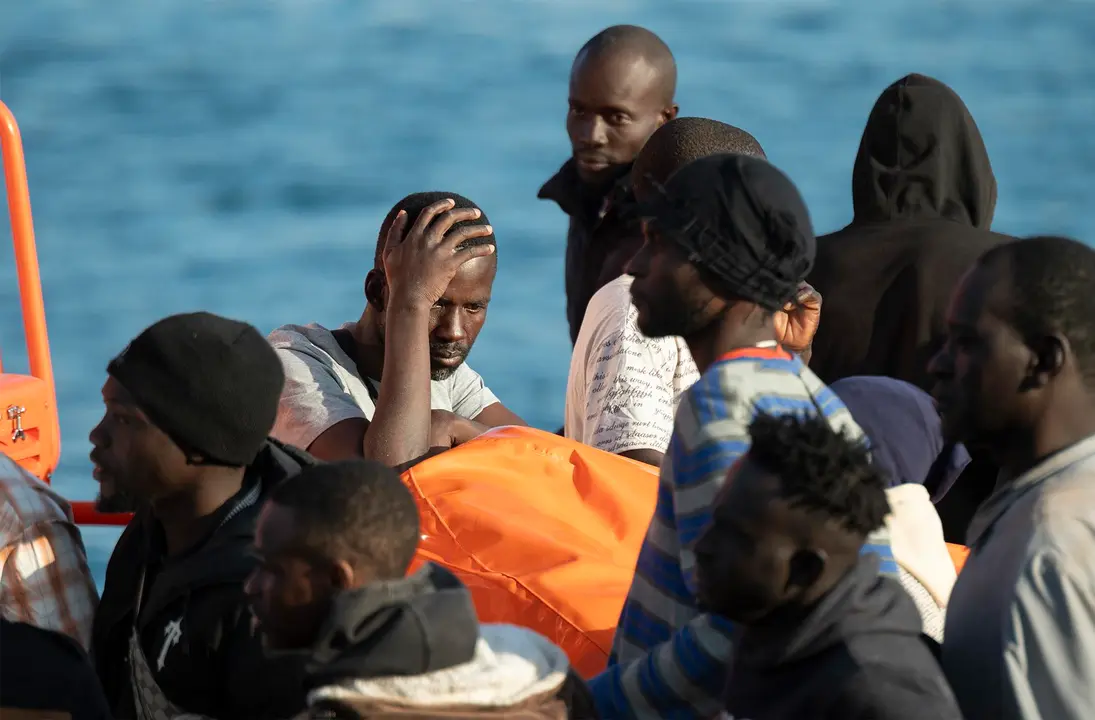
top-left (270, 193), bottom-right (524, 470)
top-left (540, 24), bottom-right (679, 344)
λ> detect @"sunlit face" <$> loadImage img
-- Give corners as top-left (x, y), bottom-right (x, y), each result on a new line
top-left (88, 377), bottom-right (188, 512)
top-left (374, 255), bottom-right (496, 381)
top-left (567, 50), bottom-right (672, 185)
top-left (626, 220), bottom-right (722, 339)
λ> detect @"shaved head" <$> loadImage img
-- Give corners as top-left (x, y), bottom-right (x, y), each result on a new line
top-left (576, 25), bottom-right (677, 106)
top-left (633, 117), bottom-right (766, 199)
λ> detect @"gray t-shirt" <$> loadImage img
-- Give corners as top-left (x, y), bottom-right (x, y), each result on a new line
top-left (268, 322), bottom-right (500, 450)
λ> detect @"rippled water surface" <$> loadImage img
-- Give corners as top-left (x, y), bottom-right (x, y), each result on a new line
top-left (2, 0), bottom-right (1093, 583)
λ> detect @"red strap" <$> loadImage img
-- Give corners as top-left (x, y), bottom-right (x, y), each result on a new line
top-left (716, 345), bottom-right (793, 363)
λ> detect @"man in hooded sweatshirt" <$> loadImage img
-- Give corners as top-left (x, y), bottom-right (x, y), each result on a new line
top-left (90, 311), bottom-right (316, 718)
top-left (807, 73), bottom-right (1015, 541)
top-left (246, 459), bottom-right (596, 719)
top-left (831, 376), bottom-right (972, 641)
top-left (697, 412), bottom-right (962, 720)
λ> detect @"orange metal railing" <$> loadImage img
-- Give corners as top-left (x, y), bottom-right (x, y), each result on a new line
top-left (1, 100), bottom-right (129, 527)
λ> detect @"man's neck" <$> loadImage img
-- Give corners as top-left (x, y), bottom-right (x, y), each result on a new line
top-left (686, 320), bottom-right (777, 374)
top-left (351, 311), bottom-right (386, 382)
top-left (152, 467), bottom-right (247, 557)
top-left (997, 405), bottom-right (1095, 482)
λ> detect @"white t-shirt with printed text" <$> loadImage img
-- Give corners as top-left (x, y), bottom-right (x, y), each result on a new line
top-left (565, 275), bottom-right (700, 454)
top-left (268, 322), bottom-right (499, 450)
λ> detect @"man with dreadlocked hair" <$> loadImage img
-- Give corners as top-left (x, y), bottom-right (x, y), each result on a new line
top-left (697, 412), bottom-right (962, 720)
top-left (587, 152), bottom-right (895, 718)
top-left (565, 117), bottom-right (772, 467)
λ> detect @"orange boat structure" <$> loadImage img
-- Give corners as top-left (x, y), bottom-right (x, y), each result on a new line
top-left (1, 100), bottom-right (971, 679)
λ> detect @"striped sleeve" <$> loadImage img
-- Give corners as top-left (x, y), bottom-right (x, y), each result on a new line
top-left (590, 612), bottom-right (735, 719)
top-left (593, 356), bottom-right (900, 718)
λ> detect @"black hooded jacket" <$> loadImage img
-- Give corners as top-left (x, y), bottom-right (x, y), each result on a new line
top-left (722, 554), bottom-right (962, 720)
top-left (302, 563), bottom-right (598, 719)
top-left (91, 439), bottom-right (317, 719)
top-left (808, 73), bottom-right (1014, 392)
top-left (539, 160), bottom-right (643, 344)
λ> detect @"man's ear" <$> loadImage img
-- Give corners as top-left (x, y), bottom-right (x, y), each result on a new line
top-left (330, 559), bottom-right (357, 591)
top-left (1026, 333), bottom-right (1068, 389)
top-left (661, 104), bottom-right (680, 125)
top-left (365, 270), bottom-right (387, 312)
top-left (786, 548), bottom-right (826, 597)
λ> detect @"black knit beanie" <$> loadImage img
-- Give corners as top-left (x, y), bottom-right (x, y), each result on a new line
top-left (107, 311), bottom-right (285, 466)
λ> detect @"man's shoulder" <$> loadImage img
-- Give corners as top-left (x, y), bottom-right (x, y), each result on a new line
top-left (679, 352), bottom-right (861, 436)
top-left (0, 454), bottom-right (73, 536)
top-left (269, 321), bottom-right (330, 344)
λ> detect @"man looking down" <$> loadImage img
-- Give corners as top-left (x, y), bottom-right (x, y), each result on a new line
top-left (270, 193), bottom-right (524, 468)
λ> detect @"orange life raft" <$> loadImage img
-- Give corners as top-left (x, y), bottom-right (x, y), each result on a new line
top-left (403, 426), bottom-right (658, 679)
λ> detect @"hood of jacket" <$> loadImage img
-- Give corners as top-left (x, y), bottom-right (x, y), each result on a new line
top-left (830, 375), bottom-right (971, 501)
top-left (851, 73), bottom-right (996, 229)
top-left (734, 553), bottom-right (925, 671)
top-left (885, 484), bottom-right (958, 609)
top-left (309, 622), bottom-right (572, 716)
top-left (304, 563), bottom-right (481, 691)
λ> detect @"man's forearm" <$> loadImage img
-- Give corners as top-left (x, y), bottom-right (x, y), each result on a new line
top-left (362, 303), bottom-right (433, 466)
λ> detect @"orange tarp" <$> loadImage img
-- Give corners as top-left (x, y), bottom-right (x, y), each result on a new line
top-left (402, 427), bottom-right (973, 679)
top-left (403, 426), bottom-right (659, 678)
top-left (947, 542), bottom-right (971, 574)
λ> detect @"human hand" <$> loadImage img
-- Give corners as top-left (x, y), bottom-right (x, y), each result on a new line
top-left (382, 198), bottom-right (495, 309)
top-left (773, 282), bottom-right (822, 354)
top-left (429, 409), bottom-right (489, 448)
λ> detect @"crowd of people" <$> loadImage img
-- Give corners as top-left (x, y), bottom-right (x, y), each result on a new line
top-left (2, 22), bottom-right (1093, 720)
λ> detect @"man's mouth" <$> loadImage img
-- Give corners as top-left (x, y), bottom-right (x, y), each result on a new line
top-left (430, 346), bottom-right (466, 366)
top-left (575, 153), bottom-right (611, 172)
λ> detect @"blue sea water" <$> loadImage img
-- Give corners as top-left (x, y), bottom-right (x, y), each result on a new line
top-left (1, 0), bottom-right (1093, 586)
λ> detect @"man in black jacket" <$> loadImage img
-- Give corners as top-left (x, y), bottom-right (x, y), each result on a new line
top-left (246, 460), bottom-right (596, 718)
top-left (806, 73), bottom-right (1014, 540)
top-left (89, 311), bottom-right (316, 719)
top-left (539, 24), bottom-right (678, 344)
top-left (695, 412), bottom-right (961, 720)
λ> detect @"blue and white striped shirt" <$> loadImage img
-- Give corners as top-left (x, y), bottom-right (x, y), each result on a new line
top-left (588, 346), bottom-right (897, 719)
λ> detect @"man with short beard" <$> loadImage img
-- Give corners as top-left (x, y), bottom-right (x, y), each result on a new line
top-left (89, 311), bottom-right (315, 719)
top-left (588, 153), bottom-right (894, 719)
top-left (539, 25), bottom-right (679, 344)
top-left (269, 193), bottom-right (524, 468)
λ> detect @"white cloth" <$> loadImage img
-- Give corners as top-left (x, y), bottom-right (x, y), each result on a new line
top-left (564, 276), bottom-right (699, 454)
top-left (886, 484), bottom-right (957, 642)
top-left (308, 624), bottom-right (569, 709)
top-left (268, 322), bottom-right (499, 450)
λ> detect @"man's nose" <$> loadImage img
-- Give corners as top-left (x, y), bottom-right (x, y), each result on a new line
top-left (434, 309), bottom-right (466, 342)
top-left (576, 114), bottom-right (609, 147)
top-left (928, 345), bottom-right (952, 378)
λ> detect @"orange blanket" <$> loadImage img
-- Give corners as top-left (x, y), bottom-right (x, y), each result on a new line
top-left (404, 426), bottom-right (658, 678)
